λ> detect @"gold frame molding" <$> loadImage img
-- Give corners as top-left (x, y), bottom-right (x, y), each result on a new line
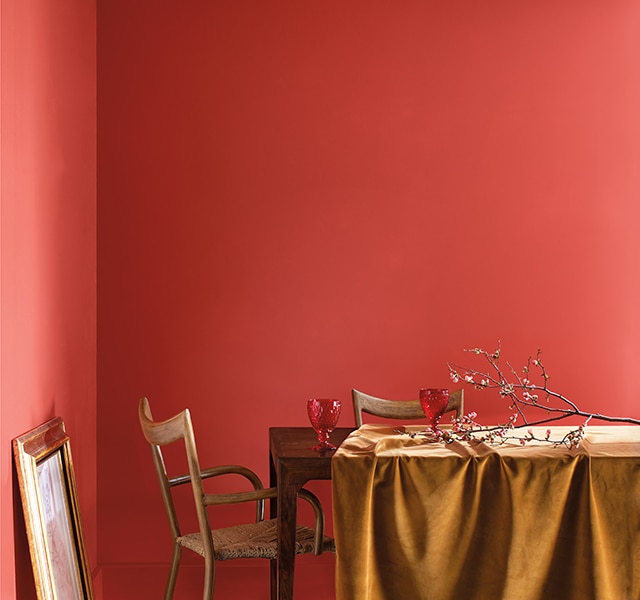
top-left (13, 417), bottom-right (94, 600)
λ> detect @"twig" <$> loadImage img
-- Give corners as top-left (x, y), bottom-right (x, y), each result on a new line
top-left (437, 343), bottom-right (640, 447)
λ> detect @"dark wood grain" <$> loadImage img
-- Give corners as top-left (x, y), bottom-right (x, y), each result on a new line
top-left (269, 427), bottom-right (353, 600)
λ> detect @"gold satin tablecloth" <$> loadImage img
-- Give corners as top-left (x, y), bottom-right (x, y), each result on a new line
top-left (332, 424), bottom-right (640, 600)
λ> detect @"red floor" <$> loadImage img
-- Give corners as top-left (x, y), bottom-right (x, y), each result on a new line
top-left (97, 558), bottom-right (336, 599)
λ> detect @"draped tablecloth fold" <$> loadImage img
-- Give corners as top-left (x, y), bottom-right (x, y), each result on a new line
top-left (332, 424), bottom-right (640, 600)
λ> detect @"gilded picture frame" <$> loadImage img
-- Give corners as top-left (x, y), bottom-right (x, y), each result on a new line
top-left (13, 417), bottom-right (94, 600)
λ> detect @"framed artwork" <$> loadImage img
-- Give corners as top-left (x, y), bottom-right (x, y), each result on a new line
top-left (13, 417), bottom-right (94, 600)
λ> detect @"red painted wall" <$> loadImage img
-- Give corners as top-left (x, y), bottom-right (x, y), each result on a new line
top-left (98, 0), bottom-right (640, 597)
top-left (1, 1), bottom-right (97, 598)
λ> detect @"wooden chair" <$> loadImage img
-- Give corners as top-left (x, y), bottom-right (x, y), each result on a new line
top-left (352, 388), bottom-right (465, 427)
top-left (138, 397), bottom-right (334, 600)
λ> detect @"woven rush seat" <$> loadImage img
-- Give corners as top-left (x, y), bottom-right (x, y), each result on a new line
top-left (178, 519), bottom-right (336, 560)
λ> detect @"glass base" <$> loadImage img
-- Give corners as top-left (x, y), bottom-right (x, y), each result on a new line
top-left (311, 441), bottom-right (337, 452)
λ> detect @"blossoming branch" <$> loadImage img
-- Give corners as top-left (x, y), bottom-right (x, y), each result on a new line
top-left (443, 342), bottom-right (640, 447)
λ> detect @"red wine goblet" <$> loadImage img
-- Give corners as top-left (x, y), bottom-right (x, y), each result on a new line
top-left (419, 388), bottom-right (450, 432)
top-left (307, 398), bottom-right (342, 451)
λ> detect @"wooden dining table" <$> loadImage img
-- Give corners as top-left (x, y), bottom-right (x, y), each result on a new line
top-left (332, 423), bottom-right (640, 600)
top-left (269, 426), bottom-right (353, 600)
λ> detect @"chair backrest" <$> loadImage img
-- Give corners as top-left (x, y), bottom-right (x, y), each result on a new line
top-left (138, 397), bottom-right (215, 560)
top-left (352, 388), bottom-right (464, 427)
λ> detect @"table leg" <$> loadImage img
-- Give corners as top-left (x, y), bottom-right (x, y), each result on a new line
top-left (269, 454), bottom-right (278, 598)
top-left (269, 453), bottom-right (277, 518)
top-left (276, 466), bottom-right (301, 600)
top-left (270, 559), bottom-right (277, 600)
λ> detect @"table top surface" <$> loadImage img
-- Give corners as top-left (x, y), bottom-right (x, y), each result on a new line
top-left (269, 427), bottom-right (354, 460)
top-left (334, 423), bottom-right (640, 460)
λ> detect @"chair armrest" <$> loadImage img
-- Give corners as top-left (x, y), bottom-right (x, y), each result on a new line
top-left (170, 464), bottom-right (264, 488)
top-left (171, 464), bottom-right (269, 521)
top-left (199, 464), bottom-right (264, 487)
top-left (203, 486), bottom-right (277, 507)
top-left (298, 488), bottom-right (326, 555)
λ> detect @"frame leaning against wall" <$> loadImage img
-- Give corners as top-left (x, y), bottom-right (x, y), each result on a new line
top-left (13, 417), bottom-right (94, 600)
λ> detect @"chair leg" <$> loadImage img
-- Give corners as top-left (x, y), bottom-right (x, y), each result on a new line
top-left (270, 558), bottom-right (277, 600)
top-left (203, 555), bottom-right (215, 600)
top-left (165, 544), bottom-right (182, 600)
